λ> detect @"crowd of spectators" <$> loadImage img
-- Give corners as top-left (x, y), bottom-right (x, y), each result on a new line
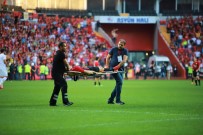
top-left (166, 15), bottom-right (203, 77)
top-left (2, 11), bottom-right (203, 80)
top-left (0, 12), bottom-right (110, 80)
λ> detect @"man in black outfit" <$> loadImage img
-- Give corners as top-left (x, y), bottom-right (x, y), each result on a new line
top-left (49, 42), bottom-right (73, 106)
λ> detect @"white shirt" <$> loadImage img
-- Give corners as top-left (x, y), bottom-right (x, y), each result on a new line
top-left (0, 53), bottom-right (8, 77)
top-left (194, 51), bottom-right (201, 58)
top-left (196, 39), bottom-right (201, 46)
top-left (0, 53), bottom-right (6, 67)
top-left (167, 65), bottom-right (172, 72)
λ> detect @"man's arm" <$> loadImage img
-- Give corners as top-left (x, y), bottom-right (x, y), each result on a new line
top-left (5, 55), bottom-right (10, 66)
top-left (105, 54), bottom-right (111, 68)
top-left (113, 55), bottom-right (128, 70)
top-left (63, 59), bottom-right (70, 71)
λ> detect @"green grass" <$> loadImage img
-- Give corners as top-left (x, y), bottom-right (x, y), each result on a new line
top-left (0, 79), bottom-right (203, 135)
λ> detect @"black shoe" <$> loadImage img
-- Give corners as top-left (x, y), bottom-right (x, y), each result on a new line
top-left (116, 101), bottom-right (125, 105)
top-left (108, 101), bottom-right (114, 104)
top-left (64, 102), bottom-right (73, 106)
top-left (49, 103), bottom-right (57, 106)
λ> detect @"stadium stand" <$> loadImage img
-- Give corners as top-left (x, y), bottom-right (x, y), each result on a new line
top-left (1, 5), bottom-right (24, 12)
top-left (91, 10), bottom-right (119, 16)
top-left (0, 0), bottom-right (203, 79)
top-left (36, 8), bottom-right (89, 17)
top-left (160, 15), bottom-right (203, 78)
top-left (0, 11), bottom-right (110, 80)
top-left (129, 10), bottom-right (157, 16)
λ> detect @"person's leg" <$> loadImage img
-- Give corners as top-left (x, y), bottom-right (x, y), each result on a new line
top-left (193, 72), bottom-right (198, 86)
top-left (115, 73), bottom-right (123, 103)
top-left (19, 73), bottom-right (21, 80)
top-left (24, 73), bottom-right (27, 80)
top-left (2, 77), bottom-right (7, 83)
top-left (0, 76), bottom-right (7, 88)
top-left (108, 85), bottom-right (116, 103)
top-left (191, 74), bottom-right (194, 84)
top-left (57, 75), bottom-right (73, 106)
top-left (94, 76), bottom-right (97, 85)
top-left (49, 75), bottom-right (61, 105)
top-left (108, 74), bottom-right (117, 103)
top-left (98, 77), bottom-right (101, 86)
top-left (197, 72), bottom-right (200, 86)
top-left (0, 78), bottom-right (3, 89)
top-left (28, 73), bottom-right (31, 80)
top-left (195, 79), bottom-right (197, 85)
top-left (40, 74), bottom-right (43, 80)
top-left (198, 77), bottom-right (201, 86)
top-left (108, 73), bottom-right (123, 103)
top-left (15, 72), bottom-right (18, 80)
top-left (49, 80), bottom-right (61, 105)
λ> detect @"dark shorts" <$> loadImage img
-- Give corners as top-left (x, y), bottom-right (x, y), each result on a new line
top-left (88, 66), bottom-right (100, 72)
top-left (193, 71), bottom-right (199, 77)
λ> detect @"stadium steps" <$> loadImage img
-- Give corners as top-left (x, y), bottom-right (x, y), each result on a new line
top-left (159, 25), bottom-right (171, 45)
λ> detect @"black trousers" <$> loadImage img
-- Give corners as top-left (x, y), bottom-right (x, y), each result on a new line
top-left (49, 73), bottom-right (69, 104)
top-left (25, 73), bottom-right (30, 80)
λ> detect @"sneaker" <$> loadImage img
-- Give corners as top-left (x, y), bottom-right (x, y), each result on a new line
top-left (107, 101), bottom-right (114, 104)
top-left (64, 102), bottom-right (73, 106)
top-left (116, 101), bottom-right (125, 105)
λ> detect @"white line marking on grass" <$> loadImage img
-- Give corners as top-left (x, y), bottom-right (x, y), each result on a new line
top-left (52, 109), bottom-right (202, 117)
top-left (77, 117), bottom-right (203, 128)
top-left (0, 108), bottom-right (202, 118)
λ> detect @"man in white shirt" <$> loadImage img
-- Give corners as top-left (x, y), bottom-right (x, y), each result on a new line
top-left (194, 50), bottom-right (201, 58)
top-left (196, 37), bottom-right (201, 46)
top-left (166, 64), bottom-right (173, 80)
top-left (0, 49), bottom-right (8, 89)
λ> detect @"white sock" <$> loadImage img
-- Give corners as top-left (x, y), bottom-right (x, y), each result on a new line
top-left (0, 78), bottom-right (2, 85)
top-left (2, 77), bottom-right (7, 83)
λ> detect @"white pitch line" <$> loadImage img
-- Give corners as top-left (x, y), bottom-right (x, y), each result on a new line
top-left (49, 109), bottom-right (202, 117)
top-left (77, 117), bottom-right (203, 128)
top-left (0, 108), bottom-right (202, 118)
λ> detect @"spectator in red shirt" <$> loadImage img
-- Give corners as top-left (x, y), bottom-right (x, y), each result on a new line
top-left (192, 57), bottom-right (201, 86)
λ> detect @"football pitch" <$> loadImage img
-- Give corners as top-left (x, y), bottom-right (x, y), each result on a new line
top-left (0, 79), bottom-right (203, 135)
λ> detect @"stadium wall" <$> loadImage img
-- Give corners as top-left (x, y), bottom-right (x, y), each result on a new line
top-left (101, 24), bottom-right (154, 51)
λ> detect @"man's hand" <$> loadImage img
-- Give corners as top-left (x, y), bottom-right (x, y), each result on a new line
top-left (104, 65), bottom-right (109, 69)
top-left (113, 65), bottom-right (120, 71)
top-left (65, 67), bottom-right (69, 71)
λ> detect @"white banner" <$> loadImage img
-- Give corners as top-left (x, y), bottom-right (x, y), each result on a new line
top-left (94, 16), bottom-right (158, 24)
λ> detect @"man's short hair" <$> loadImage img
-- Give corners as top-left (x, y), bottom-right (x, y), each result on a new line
top-left (119, 39), bottom-right (126, 45)
top-left (1, 48), bottom-right (5, 53)
top-left (58, 42), bottom-right (65, 48)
